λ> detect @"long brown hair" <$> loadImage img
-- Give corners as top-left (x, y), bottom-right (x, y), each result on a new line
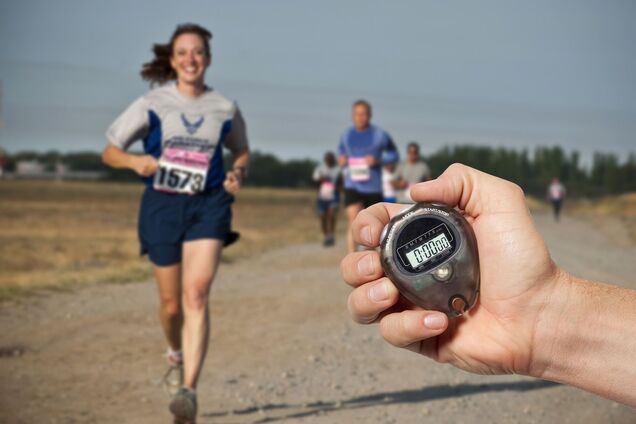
top-left (140, 23), bottom-right (213, 85)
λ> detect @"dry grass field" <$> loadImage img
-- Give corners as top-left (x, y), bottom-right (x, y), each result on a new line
top-left (567, 192), bottom-right (636, 242)
top-left (0, 180), bottom-right (345, 301)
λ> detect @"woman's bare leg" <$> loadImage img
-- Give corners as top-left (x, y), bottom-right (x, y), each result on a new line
top-left (153, 264), bottom-right (183, 351)
top-left (180, 239), bottom-right (223, 389)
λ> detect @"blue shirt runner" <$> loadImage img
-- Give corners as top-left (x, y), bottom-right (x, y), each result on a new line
top-left (338, 125), bottom-right (399, 194)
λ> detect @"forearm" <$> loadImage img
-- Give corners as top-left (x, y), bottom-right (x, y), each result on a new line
top-left (231, 148), bottom-right (250, 177)
top-left (531, 271), bottom-right (636, 406)
top-left (102, 144), bottom-right (136, 170)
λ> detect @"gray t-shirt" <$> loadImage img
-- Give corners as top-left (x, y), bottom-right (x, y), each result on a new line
top-left (106, 82), bottom-right (248, 189)
top-left (395, 161), bottom-right (431, 203)
top-left (313, 164), bottom-right (341, 184)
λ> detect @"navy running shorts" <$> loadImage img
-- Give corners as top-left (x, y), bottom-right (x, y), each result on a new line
top-left (138, 186), bottom-right (234, 266)
top-left (343, 189), bottom-right (383, 208)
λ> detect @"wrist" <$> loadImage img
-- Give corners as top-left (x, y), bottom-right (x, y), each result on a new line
top-left (528, 270), bottom-right (636, 405)
top-left (126, 154), bottom-right (140, 172)
top-left (233, 166), bottom-right (247, 180)
top-left (527, 267), bottom-right (575, 380)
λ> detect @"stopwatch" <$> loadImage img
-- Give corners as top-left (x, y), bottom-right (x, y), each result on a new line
top-left (380, 203), bottom-right (480, 316)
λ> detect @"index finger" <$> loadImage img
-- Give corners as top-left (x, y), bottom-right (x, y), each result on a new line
top-left (410, 163), bottom-right (528, 217)
top-left (351, 202), bottom-right (412, 247)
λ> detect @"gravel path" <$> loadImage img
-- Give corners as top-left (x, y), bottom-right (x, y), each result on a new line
top-left (1, 212), bottom-right (635, 423)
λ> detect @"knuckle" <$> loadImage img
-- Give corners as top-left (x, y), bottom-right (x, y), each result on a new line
top-left (348, 290), bottom-right (377, 324)
top-left (508, 181), bottom-right (526, 199)
top-left (447, 162), bottom-right (467, 174)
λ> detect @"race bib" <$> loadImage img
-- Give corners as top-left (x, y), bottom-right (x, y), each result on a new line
top-left (153, 148), bottom-right (209, 195)
top-left (348, 157), bottom-right (370, 182)
top-left (319, 181), bottom-right (336, 201)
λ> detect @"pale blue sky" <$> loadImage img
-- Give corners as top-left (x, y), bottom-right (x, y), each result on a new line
top-left (1, 0), bottom-right (634, 162)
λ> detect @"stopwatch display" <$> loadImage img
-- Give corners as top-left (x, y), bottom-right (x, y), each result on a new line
top-left (380, 203), bottom-right (480, 316)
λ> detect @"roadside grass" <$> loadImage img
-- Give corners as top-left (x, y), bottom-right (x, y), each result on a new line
top-left (0, 180), bottom-right (344, 302)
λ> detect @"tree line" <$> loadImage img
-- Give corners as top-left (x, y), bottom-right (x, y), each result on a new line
top-left (2, 146), bottom-right (635, 197)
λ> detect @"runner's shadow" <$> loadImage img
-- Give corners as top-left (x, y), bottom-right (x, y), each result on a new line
top-left (202, 379), bottom-right (559, 423)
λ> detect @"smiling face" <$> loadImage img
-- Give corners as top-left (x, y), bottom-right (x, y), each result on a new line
top-left (170, 33), bottom-right (210, 86)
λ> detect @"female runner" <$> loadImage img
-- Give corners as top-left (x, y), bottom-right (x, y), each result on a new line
top-left (102, 23), bottom-right (249, 423)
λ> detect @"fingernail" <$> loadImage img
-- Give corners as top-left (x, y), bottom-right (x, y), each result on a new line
top-left (361, 226), bottom-right (372, 245)
top-left (369, 282), bottom-right (389, 302)
top-left (423, 313), bottom-right (446, 330)
top-left (357, 254), bottom-right (375, 276)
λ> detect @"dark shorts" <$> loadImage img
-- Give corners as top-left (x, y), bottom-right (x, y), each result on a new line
top-left (343, 189), bottom-right (383, 208)
top-left (317, 198), bottom-right (339, 214)
top-left (138, 187), bottom-right (234, 266)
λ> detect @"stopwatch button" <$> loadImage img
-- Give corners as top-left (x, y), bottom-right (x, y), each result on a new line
top-left (433, 264), bottom-right (453, 282)
top-left (450, 295), bottom-right (467, 315)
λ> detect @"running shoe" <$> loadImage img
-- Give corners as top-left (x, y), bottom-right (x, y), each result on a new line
top-left (170, 387), bottom-right (197, 423)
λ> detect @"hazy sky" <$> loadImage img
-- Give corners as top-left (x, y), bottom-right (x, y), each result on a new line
top-left (1, 0), bottom-right (634, 162)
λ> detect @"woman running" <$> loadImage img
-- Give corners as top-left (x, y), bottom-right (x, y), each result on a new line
top-left (102, 23), bottom-right (250, 423)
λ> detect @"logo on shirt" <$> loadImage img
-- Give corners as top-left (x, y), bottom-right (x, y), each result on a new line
top-left (181, 114), bottom-right (205, 135)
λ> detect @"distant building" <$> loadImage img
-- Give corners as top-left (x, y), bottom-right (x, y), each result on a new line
top-left (13, 160), bottom-right (104, 180)
top-left (16, 160), bottom-right (45, 176)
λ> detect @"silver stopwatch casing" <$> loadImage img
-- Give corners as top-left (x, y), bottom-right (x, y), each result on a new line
top-left (380, 203), bottom-right (480, 317)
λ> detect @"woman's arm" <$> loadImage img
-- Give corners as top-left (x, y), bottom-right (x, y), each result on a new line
top-left (223, 147), bottom-right (250, 194)
top-left (101, 144), bottom-right (157, 177)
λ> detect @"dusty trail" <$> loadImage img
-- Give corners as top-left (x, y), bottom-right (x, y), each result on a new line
top-left (1, 212), bottom-right (635, 423)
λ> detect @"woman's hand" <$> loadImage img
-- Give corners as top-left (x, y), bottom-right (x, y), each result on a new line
top-left (132, 155), bottom-right (159, 177)
top-left (341, 163), bottom-right (561, 377)
top-left (223, 169), bottom-right (242, 194)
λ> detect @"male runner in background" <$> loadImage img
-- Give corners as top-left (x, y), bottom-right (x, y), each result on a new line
top-left (338, 100), bottom-right (399, 252)
top-left (393, 142), bottom-right (431, 203)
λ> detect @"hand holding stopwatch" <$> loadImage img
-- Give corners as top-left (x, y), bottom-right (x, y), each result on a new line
top-left (380, 203), bottom-right (480, 316)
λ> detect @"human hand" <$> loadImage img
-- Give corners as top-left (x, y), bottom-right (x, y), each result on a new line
top-left (133, 155), bottom-right (158, 177)
top-left (340, 163), bottom-right (561, 377)
top-left (365, 155), bottom-right (377, 167)
top-left (223, 169), bottom-right (242, 194)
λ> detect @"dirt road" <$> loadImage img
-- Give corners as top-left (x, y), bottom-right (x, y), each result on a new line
top-left (1, 212), bottom-right (635, 423)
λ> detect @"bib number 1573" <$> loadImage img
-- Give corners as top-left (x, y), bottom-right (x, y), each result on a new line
top-left (153, 148), bottom-right (209, 195)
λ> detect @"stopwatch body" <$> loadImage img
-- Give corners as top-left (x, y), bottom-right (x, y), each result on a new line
top-left (380, 203), bottom-right (480, 316)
